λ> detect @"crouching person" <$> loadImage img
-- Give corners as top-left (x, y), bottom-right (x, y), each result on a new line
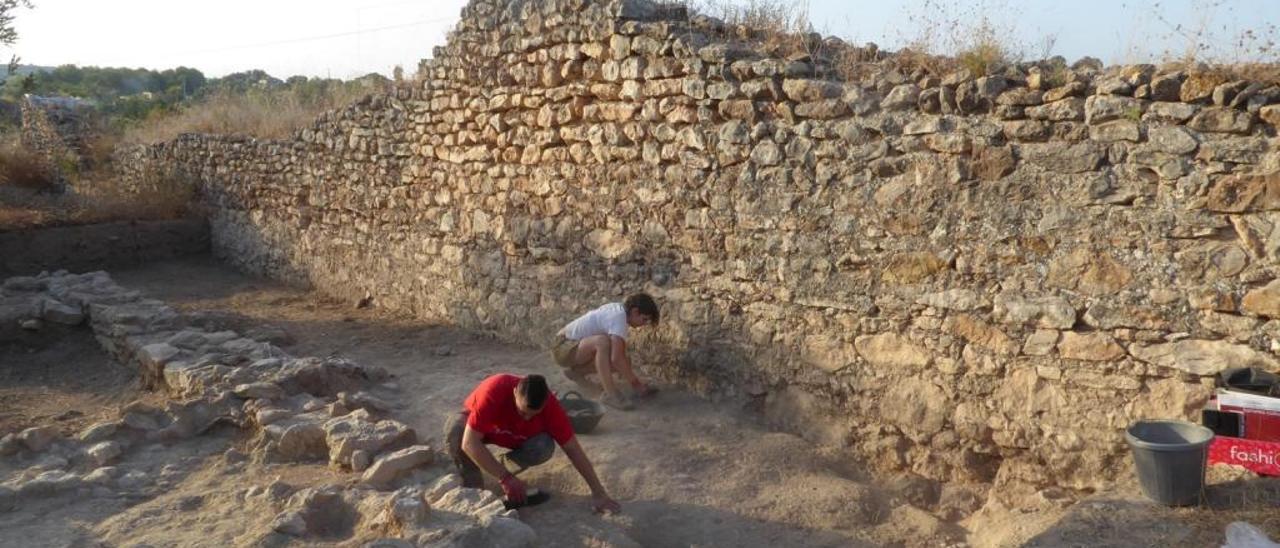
top-left (444, 373), bottom-right (621, 513)
top-left (551, 293), bottom-right (660, 410)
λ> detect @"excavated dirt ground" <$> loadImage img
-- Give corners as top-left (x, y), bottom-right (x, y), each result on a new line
top-left (2, 256), bottom-right (1279, 547)
top-left (0, 327), bottom-right (147, 438)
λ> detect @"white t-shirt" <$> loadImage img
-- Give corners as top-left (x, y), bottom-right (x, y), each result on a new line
top-left (561, 302), bottom-right (628, 341)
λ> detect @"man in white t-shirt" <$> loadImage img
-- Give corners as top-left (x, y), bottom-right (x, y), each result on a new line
top-left (551, 293), bottom-right (660, 410)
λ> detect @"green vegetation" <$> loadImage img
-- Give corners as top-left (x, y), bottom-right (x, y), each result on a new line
top-left (4, 65), bottom-right (387, 134)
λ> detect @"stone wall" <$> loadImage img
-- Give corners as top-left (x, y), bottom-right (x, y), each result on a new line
top-left (20, 95), bottom-right (94, 178)
top-left (112, 0), bottom-right (1280, 492)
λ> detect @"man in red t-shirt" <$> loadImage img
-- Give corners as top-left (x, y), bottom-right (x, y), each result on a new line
top-left (444, 373), bottom-right (621, 513)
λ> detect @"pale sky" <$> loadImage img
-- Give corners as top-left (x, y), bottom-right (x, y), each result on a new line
top-left (4, 1), bottom-right (1278, 79)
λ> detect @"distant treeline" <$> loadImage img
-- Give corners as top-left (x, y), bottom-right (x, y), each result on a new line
top-left (3, 65), bottom-right (390, 126)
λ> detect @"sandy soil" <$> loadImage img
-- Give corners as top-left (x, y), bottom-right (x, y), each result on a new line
top-left (0, 326), bottom-right (145, 437)
top-left (3, 256), bottom-right (1277, 547)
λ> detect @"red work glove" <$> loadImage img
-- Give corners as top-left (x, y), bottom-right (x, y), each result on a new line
top-left (500, 473), bottom-right (526, 504)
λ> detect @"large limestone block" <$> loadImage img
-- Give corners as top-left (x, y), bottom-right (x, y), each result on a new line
top-left (802, 335), bottom-right (855, 373)
top-left (854, 333), bottom-right (932, 370)
top-left (265, 412), bottom-right (329, 461)
top-left (137, 343), bottom-right (181, 373)
top-left (1057, 332), bottom-right (1126, 361)
top-left (1083, 303), bottom-right (1169, 330)
top-left (1084, 95), bottom-right (1143, 125)
top-left (881, 84), bottom-right (920, 110)
top-left (916, 289), bottom-right (983, 311)
top-left (1020, 142), bottom-right (1104, 173)
top-left (881, 252), bottom-right (947, 284)
top-left (945, 315), bottom-right (1018, 355)
top-left (1243, 279), bottom-right (1280, 318)
top-left (323, 410), bottom-right (416, 469)
top-left (40, 299), bottom-right (84, 325)
top-left (1025, 97), bottom-right (1084, 121)
top-left (1022, 330), bottom-right (1060, 356)
top-left (880, 379), bottom-right (951, 443)
top-left (1187, 107), bottom-right (1253, 134)
top-left (1145, 126), bottom-right (1199, 154)
top-left (584, 229), bottom-right (633, 259)
top-left (1129, 339), bottom-right (1280, 375)
top-left (993, 293), bottom-right (1076, 329)
top-left (1046, 248), bottom-right (1133, 295)
top-left (361, 445), bottom-right (434, 488)
top-left (1207, 172), bottom-right (1280, 213)
top-left (1180, 72), bottom-right (1227, 102)
top-left (781, 79), bottom-right (843, 102)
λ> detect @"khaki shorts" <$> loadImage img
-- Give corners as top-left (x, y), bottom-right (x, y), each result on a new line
top-left (551, 335), bottom-right (579, 369)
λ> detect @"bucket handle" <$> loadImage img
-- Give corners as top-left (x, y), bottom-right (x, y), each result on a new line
top-left (562, 390), bottom-right (584, 402)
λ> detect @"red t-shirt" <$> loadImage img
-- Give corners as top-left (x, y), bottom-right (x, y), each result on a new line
top-left (464, 374), bottom-right (575, 449)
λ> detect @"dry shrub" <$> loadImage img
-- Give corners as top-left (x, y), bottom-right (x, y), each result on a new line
top-left (682, 0), bottom-right (1029, 80)
top-left (0, 157), bottom-right (196, 230)
top-left (683, 0), bottom-right (882, 81)
top-left (954, 18), bottom-right (1013, 76)
top-left (122, 84), bottom-right (373, 145)
top-left (1116, 0), bottom-right (1280, 83)
top-left (898, 0), bottom-right (1028, 77)
top-left (71, 164), bottom-right (197, 223)
top-left (0, 139), bottom-right (55, 192)
top-left (80, 131), bottom-right (120, 170)
top-left (692, 0), bottom-right (815, 57)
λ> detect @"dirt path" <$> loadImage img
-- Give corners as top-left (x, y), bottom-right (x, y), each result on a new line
top-left (111, 258), bottom-right (953, 547)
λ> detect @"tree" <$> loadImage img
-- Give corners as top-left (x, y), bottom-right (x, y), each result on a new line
top-left (0, 0), bottom-right (32, 46)
top-left (0, 0), bottom-right (31, 93)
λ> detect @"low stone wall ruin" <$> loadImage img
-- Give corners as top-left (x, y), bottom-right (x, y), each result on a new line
top-left (20, 95), bottom-right (95, 179)
top-left (0, 270), bottom-right (539, 545)
top-left (109, 0), bottom-right (1280, 492)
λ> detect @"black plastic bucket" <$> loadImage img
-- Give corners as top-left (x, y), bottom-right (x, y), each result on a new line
top-left (1125, 420), bottom-right (1215, 506)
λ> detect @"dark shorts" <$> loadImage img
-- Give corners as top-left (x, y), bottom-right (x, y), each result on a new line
top-left (443, 411), bottom-right (556, 488)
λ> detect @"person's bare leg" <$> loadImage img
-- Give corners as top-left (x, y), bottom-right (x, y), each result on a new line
top-left (573, 335), bottom-right (628, 407)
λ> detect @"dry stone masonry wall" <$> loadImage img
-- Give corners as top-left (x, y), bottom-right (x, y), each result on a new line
top-left (113, 0), bottom-right (1280, 493)
top-left (20, 95), bottom-right (95, 180)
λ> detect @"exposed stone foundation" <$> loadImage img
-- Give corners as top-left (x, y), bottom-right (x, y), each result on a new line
top-left (0, 271), bottom-right (536, 545)
top-left (109, 0), bottom-right (1280, 492)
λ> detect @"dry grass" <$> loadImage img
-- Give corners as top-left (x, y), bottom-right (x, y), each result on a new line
top-left (0, 152), bottom-right (196, 231)
top-left (1145, 3), bottom-right (1280, 85)
top-left (683, 0), bottom-right (1026, 80)
top-left (896, 0), bottom-right (1029, 77)
top-left (0, 139), bottom-right (56, 192)
top-left (692, 0), bottom-right (816, 57)
top-left (683, 0), bottom-right (884, 80)
top-left (121, 85), bottom-right (374, 145)
top-left (1174, 468), bottom-right (1280, 543)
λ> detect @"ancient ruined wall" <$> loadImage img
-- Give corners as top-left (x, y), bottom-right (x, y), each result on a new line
top-left (20, 96), bottom-right (94, 176)
top-left (113, 0), bottom-right (1280, 492)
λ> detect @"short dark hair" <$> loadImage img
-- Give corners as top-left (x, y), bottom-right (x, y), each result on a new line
top-left (624, 293), bottom-right (659, 324)
top-left (517, 374), bottom-right (549, 409)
